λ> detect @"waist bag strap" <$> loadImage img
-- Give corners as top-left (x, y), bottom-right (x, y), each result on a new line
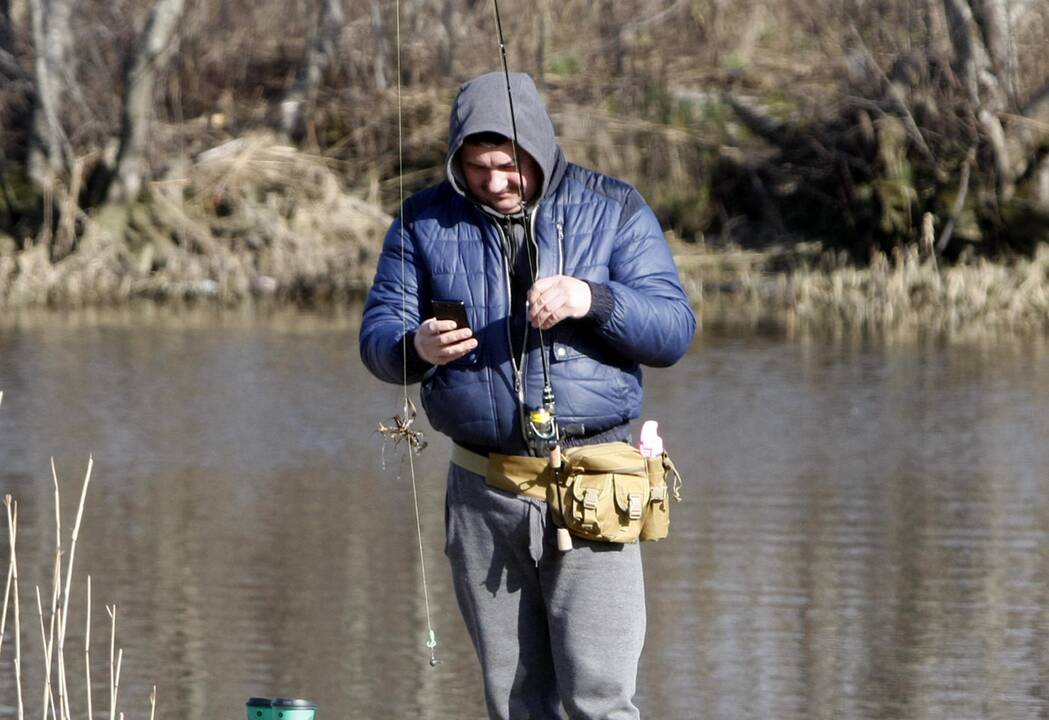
top-left (451, 444), bottom-right (550, 501)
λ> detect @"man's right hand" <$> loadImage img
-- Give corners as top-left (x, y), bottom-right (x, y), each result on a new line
top-left (413, 318), bottom-right (478, 365)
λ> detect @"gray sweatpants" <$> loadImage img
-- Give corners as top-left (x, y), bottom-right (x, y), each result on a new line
top-left (444, 462), bottom-right (646, 720)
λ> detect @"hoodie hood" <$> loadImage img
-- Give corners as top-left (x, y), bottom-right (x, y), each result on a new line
top-left (446, 71), bottom-right (567, 212)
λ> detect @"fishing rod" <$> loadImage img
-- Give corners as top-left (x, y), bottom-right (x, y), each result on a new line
top-left (491, 0), bottom-right (571, 551)
top-left (492, 0), bottom-right (556, 444)
top-left (391, 0), bottom-right (439, 667)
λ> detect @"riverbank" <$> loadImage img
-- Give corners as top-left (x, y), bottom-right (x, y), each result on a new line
top-left (2, 134), bottom-right (1048, 339)
top-left (0, 134), bottom-right (391, 306)
top-left (674, 241), bottom-right (1049, 339)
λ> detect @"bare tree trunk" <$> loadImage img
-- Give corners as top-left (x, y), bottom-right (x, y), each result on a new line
top-left (0, 0), bottom-right (12, 59)
top-left (107, 0), bottom-right (187, 203)
top-left (1005, 78), bottom-right (1049, 181)
top-left (1035, 155), bottom-right (1049, 211)
top-left (598, 0), bottom-right (624, 78)
top-left (942, 0), bottom-right (1016, 197)
top-left (969, 0), bottom-right (1019, 105)
top-left (942, 0), bottom-right (985, 105)
top-left (0, 0), bottom-right (19, 82)
top-left (27, 0), bottom-right (73, 192)
top-left (1021, 80), bottom-right (1049, 131)
top-left (280, 0), bottom-right (345, 140)
top-left (369, 0), bottom-right (388, 91)
top-left (437, 0), bottom-right (457, 77)
top-left (534, 0), bottom-right (546, 87)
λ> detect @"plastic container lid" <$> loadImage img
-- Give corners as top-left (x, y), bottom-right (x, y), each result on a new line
top-left (246, 699), bottom-right (272, 708)
top-left (272, 699), bottom-right (317, 709)
top-left (639, 420), bottom-right (663, 457)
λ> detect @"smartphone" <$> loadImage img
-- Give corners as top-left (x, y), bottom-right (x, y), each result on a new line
top-left (432, 299), bottom-right (471, 331)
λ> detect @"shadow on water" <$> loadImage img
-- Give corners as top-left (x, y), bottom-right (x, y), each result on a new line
top-left (2, 304), bottom-right (1049, 719)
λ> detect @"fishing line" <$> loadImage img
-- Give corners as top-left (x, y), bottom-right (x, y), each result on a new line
top-left (395, 0), bottom-right (439, 667)
top-left (492, 0), bottom-right (558, 446)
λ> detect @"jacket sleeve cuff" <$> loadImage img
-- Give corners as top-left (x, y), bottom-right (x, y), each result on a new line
top-left (403, 330), bottom-right (433, 377)
top-left (583, 281), bottom-right (615, 326)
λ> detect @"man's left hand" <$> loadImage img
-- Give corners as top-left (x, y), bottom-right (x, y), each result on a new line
top-left (528, 276), bottom-right (591, 330)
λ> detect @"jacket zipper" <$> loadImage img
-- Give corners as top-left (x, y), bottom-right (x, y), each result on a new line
top-left (490, 205), bottom-right (541, 448)
top-left (556, 221), bottom-right (564, 275)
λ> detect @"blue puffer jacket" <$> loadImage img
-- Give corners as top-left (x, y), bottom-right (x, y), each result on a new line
top-left (360, 72), bottom-right (696, 453)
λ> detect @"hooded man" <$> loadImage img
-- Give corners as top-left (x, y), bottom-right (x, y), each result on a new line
top-left (361, 72), bottom-right (696, 719)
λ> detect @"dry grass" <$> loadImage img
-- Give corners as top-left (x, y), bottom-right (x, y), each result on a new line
top-left (0, 400), bottom-right (151, 720)
top-left (2, 125), bottom-right (1047, 342)
top-left (0, 132), bottom-right (390, 307)
top-left (685, 242), bottom-right (1049, 339)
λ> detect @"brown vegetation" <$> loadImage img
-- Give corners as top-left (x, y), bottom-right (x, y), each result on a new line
top-left (0, 133), bottom-right (388, 305)
top-left (0, 410), bottom-right (154, 720)
top-left (679, 238), bottom-right (1049, 336)
top-left (0, 0), bottom-right (1047, 323)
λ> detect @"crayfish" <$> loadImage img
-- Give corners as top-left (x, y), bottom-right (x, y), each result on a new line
top-left (377, 397), bottom-right (428, 454)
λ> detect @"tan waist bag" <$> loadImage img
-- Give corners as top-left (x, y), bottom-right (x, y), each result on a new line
top-left (460, 441), bottom-right (682, 544)
top-left (550, 442), bottom-right (681, 544)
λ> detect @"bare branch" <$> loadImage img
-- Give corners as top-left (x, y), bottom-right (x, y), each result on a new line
top-left (369, 0), bottom-right (388, 91)
top-left (723, 93), bottom-right (790, 147)
top-left (1022, 80), bottom-right (1049, 128)
top-left (27, 0), bottom-right (74, 190)
top-left (937, 149), bottom-right (975, 252)
top-left (846, 28), bottom-right (936, 163)
top-left (281, 0), bottom-right (345, 140)
top-left (942, 0), bottom-right (987, 105)
top-left (108, 0), bottom-right (188, 202)
top-left (969, 0), bottom-right (1019, 104)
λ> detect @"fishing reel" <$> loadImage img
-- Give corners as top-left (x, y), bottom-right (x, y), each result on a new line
top-left (525, 403), bottom-right (559, 457)
top-left (525, 398), bottom-right (574, 552)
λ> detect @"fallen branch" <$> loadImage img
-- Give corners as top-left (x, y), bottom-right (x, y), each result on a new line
top-left (846, 27), bottom-right (935, 163)
top-left (939, 150), bottom-right (976, 252)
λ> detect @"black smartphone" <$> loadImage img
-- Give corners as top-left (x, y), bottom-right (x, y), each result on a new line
top-left (432, 299), bottom-right (471, 330)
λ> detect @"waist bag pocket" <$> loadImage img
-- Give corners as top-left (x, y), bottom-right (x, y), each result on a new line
top-left (638, 455), bottom-right (669, 541)
top-left (550, 443), bottom-right (650, 544)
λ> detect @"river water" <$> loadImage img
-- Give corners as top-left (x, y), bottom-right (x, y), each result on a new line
top-left (1, 307), bottom-right (1048, 720)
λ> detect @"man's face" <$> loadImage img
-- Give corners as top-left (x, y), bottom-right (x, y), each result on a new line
top-left (460, 142), bottom-right (541, 214)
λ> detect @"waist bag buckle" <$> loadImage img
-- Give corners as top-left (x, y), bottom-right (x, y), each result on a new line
top-left (628, 493), bottom-right (643, 520)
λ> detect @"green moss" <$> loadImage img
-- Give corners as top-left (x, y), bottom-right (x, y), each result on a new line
top-left (1, 164), bottom-right (41, 215)
top-left (648, 182), bottom-right (711, 241)
top-left (546, 52), bottom-right (580, 77)
top-left (872, 178), bottom-right (917, 236)
top-left (721, 50), bottom-right (746, 72)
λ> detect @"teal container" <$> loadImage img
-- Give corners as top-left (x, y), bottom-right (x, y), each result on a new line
top-left (272, 698), bottom-right (316, 720)
top-left (246, 698), bottom-right (273, 720)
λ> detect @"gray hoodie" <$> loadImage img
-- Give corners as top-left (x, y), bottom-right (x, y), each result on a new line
top-left (445, 71), bottom-right (567, 208)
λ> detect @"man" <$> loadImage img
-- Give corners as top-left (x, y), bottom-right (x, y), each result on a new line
top-left (360, 71), bottom-right (696, 719)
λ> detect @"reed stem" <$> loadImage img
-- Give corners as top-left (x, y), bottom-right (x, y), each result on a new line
top-left (113, 648), bottom-right (122, 720)
top-left (45, 462), bottom-right (62, 720)
top-left (59, 457), bottom-right (92, 653)
top-left (85, 576), bottom-right (93, 720)
top-left (0, 522), bottom-right (12, 663)
top-left (6, 496), bottom-right (25, 720)
top-left (57, 457), bottom-right (90, 720)
top-left (35, 588), bottom-right (57, 720)
top-left (106, 605), bottom-right (117, 720)
top-left (57, 607), bottom-right (69, 720)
